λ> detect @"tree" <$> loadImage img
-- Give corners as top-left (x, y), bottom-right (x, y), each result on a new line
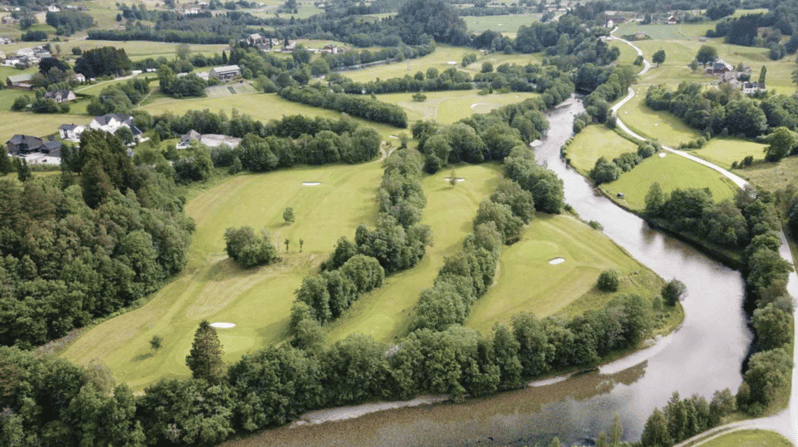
top-left (661, 279), bottom-right (687, 306)
top-left (481, 62), bottom-right (493, 73)
top-left (0, 146), bottom-right (12, 175)
top-left (758, 66), bottom-right (767, 85)
top-left (597, 269), bottom-right (619, 292)
top-left (283, 206), bottom-right (295, 223)
top-left (176, 43), bottom-right (191, 60)
top-left (764, 126), bottom-right (797, 162)
top-left (285, 238), bottom-right (290, 252)
top-left (640, 408), bottom-right (672, 447)
top-left (15, 158), bottom-right (32, 182)
top-left (150, 335), bottom-right (163, 352)
top-left (610, 413), bottom-right (623, 446)
top-left (299, 238), bottom-right (304, 252)
top-left (652, 50), bottom-right (666, 66)
top-left (689, 60), bottom-right (700, 72)
top-left (646, 182), bottom-right (665, 216)
top-left (696, 45), bottom-right (718, 66)
top-left (752, 303), bottom-right (793, 350)
top-left (185, 320), bottom-right (225, 384)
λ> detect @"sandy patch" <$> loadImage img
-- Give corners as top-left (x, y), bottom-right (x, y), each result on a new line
top-left (210, 322), bottom-right (236, 328)
top-left (529, 140), bottom-right (543, 148)
top-left (302, 182), bottom-right (322, 186)
top-left (448, 61), bottom-right (457, 65)
top-left (548, 257), bottom-right (565, 265)
top-left (444, 177), bottom-right (466, 183)
top-left (471, 103), bottom-right (487, 109)
top-left (658, 153), bottom-right (666, 158)
top-left (293, 396), bottom-right (449, 426)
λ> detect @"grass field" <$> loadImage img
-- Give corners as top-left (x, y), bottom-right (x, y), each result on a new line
top-left (697, 429), bottom-right (793, 447)
top-left (139, 91), bottom-right (402, 139)
top-left (378, 90), bottom-right (540, 124)
top-left (740, 155), bottom-right (798, 192)
top-left (467, 214), bottom-right (663, 334)
top-left (693, 137), bottom-right (767, 168)
top-left (463, 15), bottom-right (538, 34)
top-left (62, 162), bottom-right (384, 390)
top-left (617, 88), bottom-right (701, 147)
top-left (615, 22), bottom-right (712, 41)
top-left (0, 111), bottom-right (89, 143)
top-left (600, 152), bottom-right (739, 210)
top-left (325, 164), bottom-right (502, 344)
top-left (564, 125), bottom-right (638, 176)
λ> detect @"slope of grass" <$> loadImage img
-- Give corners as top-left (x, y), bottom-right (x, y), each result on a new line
top-left (693, 137), bottom-right (767, 168)
top-left (740, 155), bottom-right (798, 193)
top-left (467, 214), bottom-right (662, 334)
top-left (599, 152), bottom-right (739, 210)
top-left (62, 162), bottom-right (383, 390)
top-left (617, 88), bottom-right (701, 147)
top-left (697, 429), bottom-right (793, 447)
top-left (324, 163), bottom-right (503, 344)
top-left (564, 124), bottom-right (639, 176)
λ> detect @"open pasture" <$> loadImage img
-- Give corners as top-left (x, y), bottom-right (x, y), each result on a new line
top-left (378, 90), bottom-right (540, 124)
top-left (564, 124), bottom-right (638, 176)
top-left (462, 15), bottom-right (538, 34)
top-left (0, 110), bottom-right (88, 143)
top-left (467, 214), bottom-right (661, 334)
top-left (600, 152), bottom-right (739, 211)
top-left (692, 137), bottom-right (767, 169)
top-left (139, 91), bottom-right (402, 139)
top-left (325, 164), bottom-right (502, 344)
top-left (62, 162), bottom-right (384, 390)
top-left (740, 156), bottom-right (798, 193)
top-left (617, 88), bottom-right (701, 147)
top-left (615, 22), bottom-right (712, 41)
top-left (697, 429), bottom-right (793, 447)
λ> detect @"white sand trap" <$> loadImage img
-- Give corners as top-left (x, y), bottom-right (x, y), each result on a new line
top-left (471, 103), bottom-right (487, 109)
top-left (658, 153), bottom-right (666, 158)
top-left (302, 182), bottom-right (321, 186)
top-left (548, 257), bottom-right (565, 265)
top-left (444, 177), bottom-right (466, 183)
top-left (529, 140), bottom-right (543, 148)
top-left (210, 322), bottom-right (236, 328)
top-left (448, 61), bottom-right (457, 65)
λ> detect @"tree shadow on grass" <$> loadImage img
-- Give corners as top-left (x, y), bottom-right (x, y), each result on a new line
top-left (132, 352), bottom-right (154, 362)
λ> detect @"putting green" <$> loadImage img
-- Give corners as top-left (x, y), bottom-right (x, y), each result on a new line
top-left (467, 214), bottom-right (660, 333)
top-left (62, 162), bottom-right (383, 390)
top-left (600, 153), bottom-right (739, 211)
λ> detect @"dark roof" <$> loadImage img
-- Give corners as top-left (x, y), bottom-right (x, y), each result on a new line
top-left (42, 141), bottom-right (62, 156)
top-left (43, 89), bottom-right (73, 100)
top-left (59, 123), bottom-right (78, 131)
top-left (8, 134), bottom-right (43, 147)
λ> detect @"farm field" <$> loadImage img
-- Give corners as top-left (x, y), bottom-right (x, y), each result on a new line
top-left (600, 152), bottom-right (739, 210)
top-left (325, 164), bottom-right (502, 344)
top-left (697, 429), bottom-right (793, 447)
top-left (740, 156), bottom-right (798, 193)
top-left (139, 91), bottom-right (402, 139)
top-left (378, 90), bottom-right (540, 124)
top-left (692, 137), bottom-right (767, 169)
top-left (467, 214), bottom-right (662, 334)
top-left (617, 88), bottom-right (701, 147)
top-left (62, 162), bottom-right (384, 390)
top-left (564, 125), bottom-right (638, 176)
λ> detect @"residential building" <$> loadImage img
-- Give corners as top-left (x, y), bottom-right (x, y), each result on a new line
top-left (47, 5), bottom-right (60, 12)
top-left (708, 59), bottom-right (733, 74)
top-left (59, 123), bottom-right (85, 142)
top-left (43, 90), bottom-right (76, 103)
top-left (6, 135), bottom-right (62, 164)
top-left (6, 73), bottom-right (33, 89)
top-left (1, 15), bottom-right (17, 24)
top-left (209, 65), bottom-right (241, 81)
top-left (89, 114), bottom-right (144, 141)
top-left (743, 82), bottom-right (766, 94)
top-left (247, 33), bottom-right (264, 45)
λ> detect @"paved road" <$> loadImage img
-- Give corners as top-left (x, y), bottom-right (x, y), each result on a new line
top-left (609, 32), bottom-right (798, 447)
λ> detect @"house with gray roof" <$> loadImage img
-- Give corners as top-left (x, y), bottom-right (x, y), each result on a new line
top-left (209, 65), bottom-right (241, 81)
top-left (6, 73), bottom-right (33, 89)
top-left (43, 89), bottom-right (76, 103)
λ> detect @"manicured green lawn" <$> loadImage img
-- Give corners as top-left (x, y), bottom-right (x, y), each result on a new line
top-left (698, 429), bottom-right (793, 447)
top-left (467, 214), bottom-right (663, 334)
top-left (617, 88), bottom-right (701, 147)
top-left (693, 137), bottom-right (767, 168)
top-left (615, 22), bottom-right (713, 40)
top-left (600, 152), bottom-right (739, 211)
top-left (378, 90), bottom-right (540, 124)
top-left (463, 15), bottom-right (539, 34)
top-left (325, 163), bottom-right (502, 344)
top-left (62, 162), bottom-right (383, 390)
top-left (564, 125), bottom-right (638, 176)
top-left (0, 110), bottom-right (89, 143)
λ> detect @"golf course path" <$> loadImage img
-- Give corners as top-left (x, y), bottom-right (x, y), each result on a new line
top-left (609, 31), bottom-right (798, 446)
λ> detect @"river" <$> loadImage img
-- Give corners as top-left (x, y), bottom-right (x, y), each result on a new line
top-left (221, 99), bottom-right (753, 447)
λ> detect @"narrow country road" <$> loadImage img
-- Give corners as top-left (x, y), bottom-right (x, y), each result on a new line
top-left (609, 30), bottom-right (798, 446)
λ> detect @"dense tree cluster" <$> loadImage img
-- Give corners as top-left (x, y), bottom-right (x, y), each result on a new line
top-left (86, 78), bottom-right (150, 116)
top-left (705, 12), bottom-right (793, 58)
top-left (0, 132), bottom-right (193, 348)
top-left (328, 68), bottom-right (473, 95)
top-left (278, 85), bottom-right (408, 128)
top-left (223, 226), bottom-right (279, 268)
top-left (157, 66), bottom-right (208, 98)
top-left (74, 46), bottom-right (133, 79)
top-left (639, 390), bottom-right (737, 447)
top-left (579, 65), bottom-right (636, 123)
top-left (45, 10), bottom-right (94, 35)
top-left (591, 141), bottom-right (660, 184)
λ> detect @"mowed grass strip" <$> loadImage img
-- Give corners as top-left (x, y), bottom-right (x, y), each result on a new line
top-left (697, 429), bottom-right (793, 447)
top-left (324, 163), bottom-right (503, 344)
top-left (462, 14), bottom-right (539, 34)
top-left (617, 88), bottom-right (701, 148)
top-left (693, 137), bottom-right (767, 168)
top-left (599, 152), bottom-right (739, 211)
top-left (467, 214), bottom-right (659, 334)
top-left (565, 125), bottom-right (638, 176)
top-left (378, 90), bottom-right (540, 125)
top-left (62, 162), bottom-right (383, 390)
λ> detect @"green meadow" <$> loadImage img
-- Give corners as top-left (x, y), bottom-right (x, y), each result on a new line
top-left (463, 15), bottom-right (538, 34)
top-left (740, 156), bottom-right (798, 193)
top-left (617, 88), bottom-right (701, 147)
top-left (692, 137), bottom-right (767, 168)
top-left (564, 125), bottom-right (638, 176)
top-left (467, 214), bottom-right (663, 334)
top-left (697, 429), bottom-right (793, 447)
top-left (62, 162), bottom-right (384, 390)
top-left (600, 153), bottom-right (739, 211)
top-left (378, 90), bottom-right (540, 124)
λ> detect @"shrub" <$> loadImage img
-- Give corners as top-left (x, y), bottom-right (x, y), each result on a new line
top-left (597, 269), bottom-right (620, 292)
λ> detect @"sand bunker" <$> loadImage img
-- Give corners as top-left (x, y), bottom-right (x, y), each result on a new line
top-left (302, 182), bottom-right (321, 186)
top-left (448, 61), bottom-right (457, 65)
top-left (658, 153), bottom-right (666, 158)
top-left (548, 257), bottom-right (565, 265)
top-left (444, 177), bottom-right (466, 183)
top-left (210, 322), bottom-right (236, 329)
top-left (471, 103), bottom-right (487, 109)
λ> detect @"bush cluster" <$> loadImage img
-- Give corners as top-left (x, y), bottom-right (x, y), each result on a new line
top-left (278, 85), bottom-right (408, 128)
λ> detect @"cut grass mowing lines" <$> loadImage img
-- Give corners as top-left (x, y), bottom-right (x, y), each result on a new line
top-left (324, 163), bottom-right (503, 344)
top-left (600, 152), bottom-right (739, 211)
top-left (62, 162), bottom-right (382, 390)
top-left (564, 125), bottom-right (638, 176)
top-left (467, 214), bottom-right (660, 334)
top-left (692, 137), bottom-right (767, 169)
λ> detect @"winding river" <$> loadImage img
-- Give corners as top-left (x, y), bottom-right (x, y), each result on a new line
top-left (222, 99), bottom-right (755, 447)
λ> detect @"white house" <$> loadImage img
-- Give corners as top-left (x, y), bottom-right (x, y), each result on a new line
top-left (47, 5), bottom-right (60, 12)
top-left (209, 65), bottom-right (241, 81)
top-left (742, 82), bottom-right (766, 94)
top-left (89, 114), bottom-right (144, 141)
top-left (59, 123), bottom-right (85, 142)
top-left (43, 89), bottom-right (76, 103)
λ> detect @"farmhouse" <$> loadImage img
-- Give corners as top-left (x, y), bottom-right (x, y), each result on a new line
top-left (89, 114), bottom-right (144, 141)
top-left (321, 44), bottom-right (345, 54)
top-left (43, 89), bottom-right (77, 103)
top-left (742, 82), bottom-right (766, 94)
top-left (708, 59), bottom-right (733, 75)
top-left (246, 33), bottom-right (265, 45)
top-left (6, 73), bottom-right (33, 89)
top-left (6, 134), bottom-right (63, 164)
top-left (209, 65), bottom-right (241, 81)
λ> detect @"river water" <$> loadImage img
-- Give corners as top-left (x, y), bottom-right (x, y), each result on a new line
top-left (223, 99), bottom-right (753, 447)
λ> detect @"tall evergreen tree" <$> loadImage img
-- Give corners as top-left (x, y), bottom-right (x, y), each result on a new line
top-left (185, 320), bottom-right (225, 384)
top-left (0, 145), bottom-right (12, 175)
